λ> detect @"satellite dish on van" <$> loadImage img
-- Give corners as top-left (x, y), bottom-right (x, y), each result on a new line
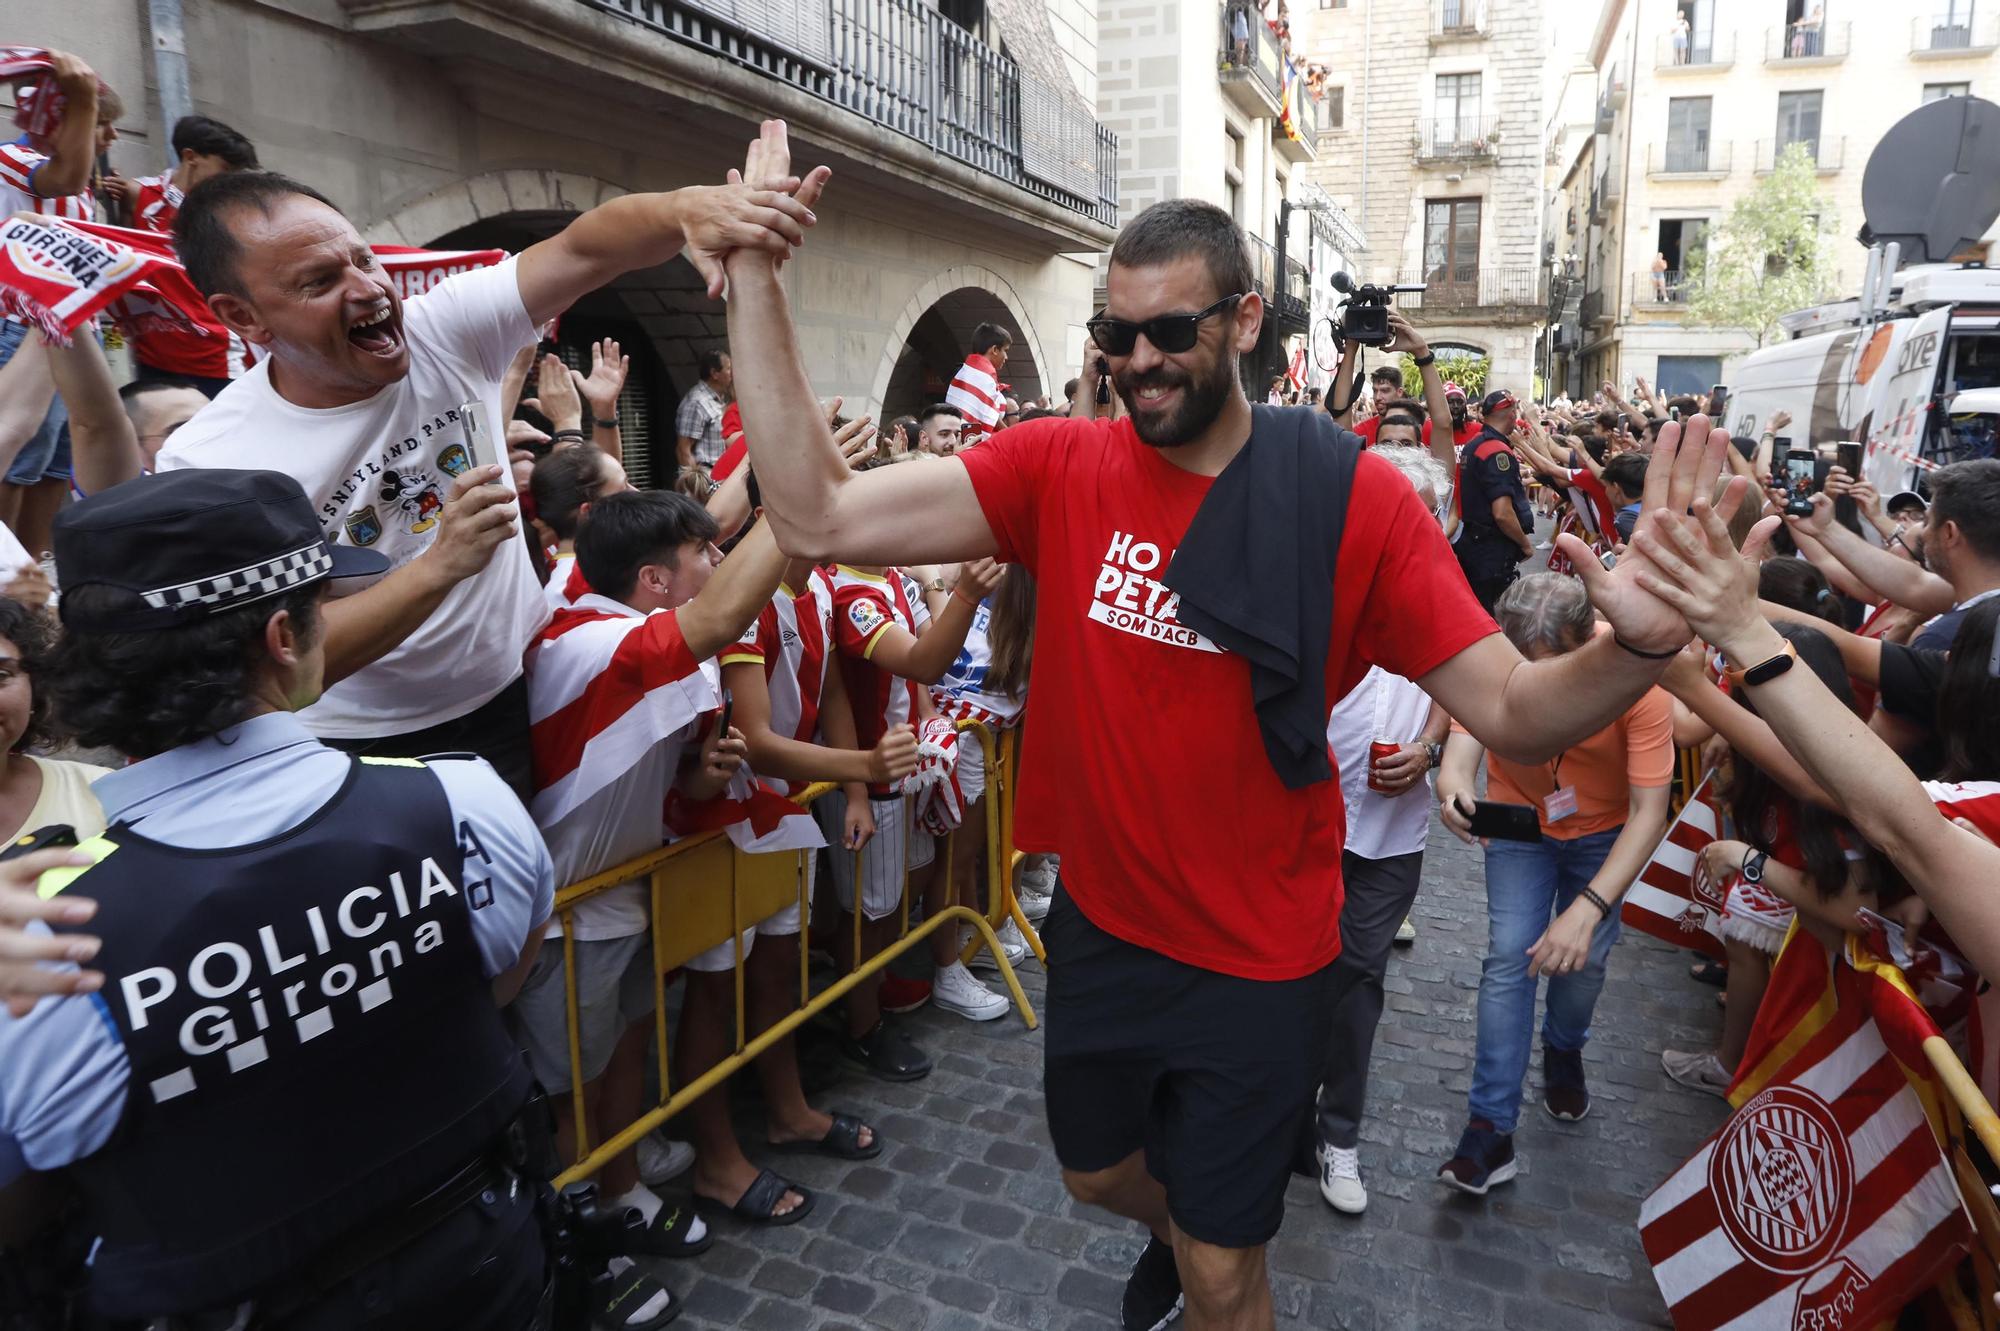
top-left (1860, 96), bottom-right (2000, 265)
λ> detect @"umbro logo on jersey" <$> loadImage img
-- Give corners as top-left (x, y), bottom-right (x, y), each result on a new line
top-left (781, 627), bottom-right (799, 645)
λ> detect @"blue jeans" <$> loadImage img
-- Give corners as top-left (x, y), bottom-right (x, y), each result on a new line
top-left (0, 320), bottom-right (71, 484)
top-left (1468, 826), bottom-right (1625, 1133)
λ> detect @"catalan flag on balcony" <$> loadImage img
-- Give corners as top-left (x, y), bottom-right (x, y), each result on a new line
top-left (1279, 60), bottom-right (1303, 142)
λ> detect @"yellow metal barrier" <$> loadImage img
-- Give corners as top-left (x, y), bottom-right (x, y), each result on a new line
top-left (550, 749), bottom-right (1038, 1188)
top-left (948, 721), bottom-right (1045, 969)
top-left (1924, 1036), bottom-right (2000, 1328)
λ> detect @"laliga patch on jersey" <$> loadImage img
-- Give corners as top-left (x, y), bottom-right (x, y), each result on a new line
top-left (848, 598), bottom-right (889, 638)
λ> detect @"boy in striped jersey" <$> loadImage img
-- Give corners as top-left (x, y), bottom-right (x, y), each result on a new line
top-left (516, 489), bottom-right (802, 1311)
top-left (720, 553), bottom-right (919, 1154)
top-left (529, 445), bottom-right (632, 612)
top-left (819, 556), bottom-right (1003, 1065)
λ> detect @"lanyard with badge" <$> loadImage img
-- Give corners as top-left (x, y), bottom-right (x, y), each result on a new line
top-left (1542, 750), bottom-right (1579, 823)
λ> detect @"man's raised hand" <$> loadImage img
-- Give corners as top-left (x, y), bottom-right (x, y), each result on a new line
top-left (699, 119), bottom-right (833, 297)
top-left (1553, 413), bottom-right (1751, 655)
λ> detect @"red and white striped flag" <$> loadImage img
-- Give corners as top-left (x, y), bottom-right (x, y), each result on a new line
top-left (944, 352), bottom-right (1004, 445)
top-left (1640, 935), bottom-right (1972, 1330)
top-left (1621, 772), bottom-right (1727, 960)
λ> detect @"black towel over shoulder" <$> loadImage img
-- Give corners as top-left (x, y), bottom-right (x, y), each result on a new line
top-left (1163, 405), bottom-right (1364, 791)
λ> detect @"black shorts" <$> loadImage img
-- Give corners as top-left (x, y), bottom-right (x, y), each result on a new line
top-left (1041, 887), bottom-right (1335, 1249)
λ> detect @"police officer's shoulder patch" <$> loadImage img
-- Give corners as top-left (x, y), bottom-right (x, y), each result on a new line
top-left (1494, 453), bottom-right (1513, 472)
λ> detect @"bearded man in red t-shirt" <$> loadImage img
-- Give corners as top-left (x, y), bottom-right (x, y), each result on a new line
top-left (720, 121), bottom-right (1749, 1331)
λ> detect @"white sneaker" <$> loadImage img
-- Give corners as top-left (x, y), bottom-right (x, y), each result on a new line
top-left (1017, 889), bottom-right (1052, 924)
top-left (1393, 916), bottom-right (1417, 945)
top-left (1661, 1048), bottom-right (1734, 1099)
top-left (1018, 854), bottom-right (1058, 897)
top-left (1319, 1142), bottom-right (1368, 1214)
top-left (932, 961), bottom-right (1010, 1021)
top-left (964, 919), bottom-right (1028, 970)
top-left (636, 1133), bottom-right (695, 1186)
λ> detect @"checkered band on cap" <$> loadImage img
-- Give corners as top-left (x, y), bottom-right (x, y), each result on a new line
top-left (138, 542), bottom-right (333, 615)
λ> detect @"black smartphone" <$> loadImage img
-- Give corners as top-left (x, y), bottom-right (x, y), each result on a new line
top-left (718, 691), bottom-right (733, 737)
top-left (1835, 441), bottom-right (1863, 479)
top-left (1095, 357), bottom-right (1111, 406)
top-left (1468, 800), bottom-right (1543, 843)
top-left (1782, 449), bottom-right (1818, 516)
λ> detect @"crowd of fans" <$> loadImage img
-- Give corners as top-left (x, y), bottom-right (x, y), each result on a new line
top-left (0, 42), bottom-right (1996, 1331)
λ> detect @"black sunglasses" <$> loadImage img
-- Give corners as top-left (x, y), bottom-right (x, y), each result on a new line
top-left (1087, 294), bottom-right (1244, 356)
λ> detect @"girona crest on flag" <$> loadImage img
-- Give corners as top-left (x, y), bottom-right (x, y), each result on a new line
top-left (1709, 1084), bottom-right (1854, 1275)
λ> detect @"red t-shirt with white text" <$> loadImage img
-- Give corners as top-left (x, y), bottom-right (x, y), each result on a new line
top-left (959, 414), bottom-right (1496, 980)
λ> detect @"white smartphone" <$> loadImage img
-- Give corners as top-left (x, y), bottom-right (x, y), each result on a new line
top-left (457, 398), bottom-right (489, 472)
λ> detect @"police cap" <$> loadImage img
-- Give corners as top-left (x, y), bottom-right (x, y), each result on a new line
top-left (53, 469), bottom-right (390, 632)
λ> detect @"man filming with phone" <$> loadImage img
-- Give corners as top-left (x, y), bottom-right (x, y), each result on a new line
top-left (723, 119), bottom-right (1754, 1331)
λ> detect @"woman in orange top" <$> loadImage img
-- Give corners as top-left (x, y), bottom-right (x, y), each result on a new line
top-left (1433, 573), bottom-right (1673, 1195)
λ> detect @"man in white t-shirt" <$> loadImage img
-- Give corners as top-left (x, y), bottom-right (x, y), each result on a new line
top-left (157, 166), bottom-right (817, 796)
top-left (1312, 445), bottom-right (1453, 1219)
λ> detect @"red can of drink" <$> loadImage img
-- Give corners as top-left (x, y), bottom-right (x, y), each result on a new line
top-left (1367, 739), bottom-right (1400, 793)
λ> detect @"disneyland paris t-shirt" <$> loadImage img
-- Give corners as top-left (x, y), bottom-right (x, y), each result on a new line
top-left (158, 258), bottom-right (549, 738)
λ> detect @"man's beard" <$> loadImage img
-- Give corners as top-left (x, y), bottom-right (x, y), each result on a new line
top-left (1114, 355), bottom-right (1236, 448)
top-left (1450, 405), bottom-right (1467, 428)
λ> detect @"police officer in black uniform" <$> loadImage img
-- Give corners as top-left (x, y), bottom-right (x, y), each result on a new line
top-left (0, 469), bottom-right (557, 1329)
top-left (1454, 389), bottom-right (1537, 612)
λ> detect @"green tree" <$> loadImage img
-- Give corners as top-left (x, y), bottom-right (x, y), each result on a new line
top-left (1682, 142), bottom-right (1837, 347)
top-left (1398, 349), bottom-right (1490, 398)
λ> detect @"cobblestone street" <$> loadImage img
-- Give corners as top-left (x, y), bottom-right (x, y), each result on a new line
top-left (646, 811), bottom-right (1733, 1331)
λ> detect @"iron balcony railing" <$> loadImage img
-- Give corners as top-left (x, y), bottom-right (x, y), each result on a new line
top-left (1415, 114), bottom-right (1500, 160)
top-left (1648, 139), bottom-right (1732, 175)
top-left (1913, 12), bottom-right (2000, 51)
top-left (1635, 269), bottom-right (1699, 305)
top-left (1756, 136), bottom-right (1843, 172)
top-left (1393, 266), bottom-right (1543, 310)
top-left (1765, 19), bottom-right (1851, 61)
top-left (1656, 29), bottom-right (1737, 68)
top-left (580, 0), bottom-right (1118, 228)
top-left (1220, 4), bottom-right (1285, 106)
top-left (1580, 288), bottom-right (1606, 326)
top-left (1429, 0), bottom-right (1488, 40)
top-left (1250, 234), bottom-right (1311, 325)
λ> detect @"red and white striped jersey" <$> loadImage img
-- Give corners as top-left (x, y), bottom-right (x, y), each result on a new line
top-left (128, 172), bottom-right (183, 234)
top-left (0, 142), bottom-right (92, 222)
top-left (543, 552), bottom-right (591, 615)
top-left (1923, 779), bottom-right (2000, 839)
top-left (945, 352), bottom-right (1003, 446)
top-left (826, 565), bottom-right (926, 796)
top-left (720, 569), bottom-right (835, 797)
top-left (524, 592), bottom-right (720, 940)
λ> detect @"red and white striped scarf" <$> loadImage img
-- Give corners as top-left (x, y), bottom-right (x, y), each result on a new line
top-left (945, 352), bottom-right (1004, 445)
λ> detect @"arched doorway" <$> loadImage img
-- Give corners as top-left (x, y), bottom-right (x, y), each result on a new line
top-left (869, 268), bottom-right (1052, 424)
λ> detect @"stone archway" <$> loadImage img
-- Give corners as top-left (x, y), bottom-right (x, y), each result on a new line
top-left (868, 265), bottom-right (1054, 421)
top-left (359, 169), bottom-right (630, 247)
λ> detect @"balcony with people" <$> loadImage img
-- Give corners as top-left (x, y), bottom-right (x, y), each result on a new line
top-left (332, 0), bottom-right (1120, 248)
top-left (1765, 11), bottom-right (1850, 64)
top-left (1657, 27), bottom-right (1736, 71)
top-left (1221, 0), bottom-right (1286, 120)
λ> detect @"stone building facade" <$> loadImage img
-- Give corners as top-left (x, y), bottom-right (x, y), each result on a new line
top-left (1557, 0), bottom-right (2000, 398)
top-left (13, 0), bottom-right (1116, 484)
top-left (1297, 0), bottom-right (1573, 398)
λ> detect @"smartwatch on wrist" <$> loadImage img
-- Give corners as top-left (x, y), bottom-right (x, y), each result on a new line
top-left (1425, 742), bottom-right (1444, 771)
top-left (1741, 849), bottom-right (1768, 884)
top-left (593, 417), bottom-right (619, 430)
top-left (1722, 640), bottom-right (1797, 690)
top-left (1412, 351), bottom-right (1436, 367)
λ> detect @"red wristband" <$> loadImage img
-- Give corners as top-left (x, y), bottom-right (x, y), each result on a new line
top-left (952, 588), bottom-right (980, 611)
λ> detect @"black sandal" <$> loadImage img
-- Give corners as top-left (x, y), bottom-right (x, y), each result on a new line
top-left (771, 1111), bottom-right (882, 1161)
top-left (1689, 957), bottom-right (1728, 988)
top-left (696, 1168), bottom-right (815, 1227)
top-left (839, 1019), bottom-right (932, 1083)
top-left (621, 1201), bottom-right (712, 1259)
top-left (591, 1265), bottom-right (681, 1330)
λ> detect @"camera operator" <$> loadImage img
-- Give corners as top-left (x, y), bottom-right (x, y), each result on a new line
top-left (0, 470), bottom-right (555, 1329)
top-left (1325, 307), bottom-right (1456, 472)
top-left (1456, 389), bottom-right (1536, 611)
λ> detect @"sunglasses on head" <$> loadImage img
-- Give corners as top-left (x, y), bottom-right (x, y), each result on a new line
top-left (1087, 294), bottom-right (1244, 357)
